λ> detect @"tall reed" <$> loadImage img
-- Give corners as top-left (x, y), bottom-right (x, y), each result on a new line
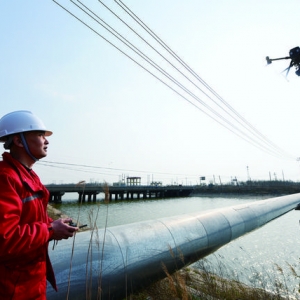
top-left (66, 180), bottom-right (86, 300)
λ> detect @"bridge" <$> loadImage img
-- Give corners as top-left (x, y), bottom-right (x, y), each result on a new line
top-left (46, 183), bottom-right (195, 203)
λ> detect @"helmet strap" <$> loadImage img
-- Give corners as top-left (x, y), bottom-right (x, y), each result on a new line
top-left (20, 133), bottom-right (38, 162)
top-left (3, 136), bottom-right (13, 150)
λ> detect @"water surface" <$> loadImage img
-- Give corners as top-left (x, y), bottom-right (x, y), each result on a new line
top-left (52, 194), bottom-right (300, 296)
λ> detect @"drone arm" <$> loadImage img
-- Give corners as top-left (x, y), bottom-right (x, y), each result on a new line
top-left (266, 56), bottom-right (290, 64)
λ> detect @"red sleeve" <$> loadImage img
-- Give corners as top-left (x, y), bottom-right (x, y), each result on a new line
top-left (0, 173), bottom-right (51, 261)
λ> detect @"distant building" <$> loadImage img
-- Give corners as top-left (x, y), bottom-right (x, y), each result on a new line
top-left (150, 181), bottom-right (162, 186)
top-left (127, 177), bottom-right (141, 186)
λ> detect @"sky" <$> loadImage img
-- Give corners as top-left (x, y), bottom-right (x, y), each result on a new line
top-left (1, 0), bottom-right (300, 185)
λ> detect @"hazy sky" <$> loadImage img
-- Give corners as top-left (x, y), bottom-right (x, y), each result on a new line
top-left (1, 0), bottom-right (300, 185)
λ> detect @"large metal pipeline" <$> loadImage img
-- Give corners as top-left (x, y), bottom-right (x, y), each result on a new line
top-left (47, 193), bottom-right (300, 299)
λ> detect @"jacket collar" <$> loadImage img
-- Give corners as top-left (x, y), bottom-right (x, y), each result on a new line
top-left (2, 152), bottom-right (43, 191)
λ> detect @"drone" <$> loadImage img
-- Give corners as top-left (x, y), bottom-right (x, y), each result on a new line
top-left (266, 46), bottom-right (300, 77)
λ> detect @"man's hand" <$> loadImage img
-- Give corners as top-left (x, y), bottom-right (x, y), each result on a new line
top-left (51, 218), bottom-right (78, 240)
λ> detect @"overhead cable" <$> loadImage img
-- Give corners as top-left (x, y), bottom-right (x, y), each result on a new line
top-left (52, 0), bottom-right (296, 161)
top-left (114, 0), bottom-right (296, 160)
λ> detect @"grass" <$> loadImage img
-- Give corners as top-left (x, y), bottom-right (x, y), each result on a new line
top-left (127, 255), bottom-right (300, 300)
top-left (127, 267), bottom-right (285, 300)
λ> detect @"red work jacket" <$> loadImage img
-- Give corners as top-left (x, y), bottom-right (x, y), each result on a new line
top-left (0, 152), bottom-right (56, 299)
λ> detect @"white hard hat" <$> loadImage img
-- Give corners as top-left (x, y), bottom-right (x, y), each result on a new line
top-left (0, 110), bottom-right (52, 142)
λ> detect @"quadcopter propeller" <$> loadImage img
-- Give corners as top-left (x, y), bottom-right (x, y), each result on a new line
top-left (281, 60), bottom-right (294, 77)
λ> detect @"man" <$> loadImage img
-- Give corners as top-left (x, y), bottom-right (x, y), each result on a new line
top-left (0, 110), bottom-right (78, 299)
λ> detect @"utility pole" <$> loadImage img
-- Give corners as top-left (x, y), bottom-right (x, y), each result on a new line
top-left (298, 158), bottom-right (300, 180)
top-left (247, 166), bottom-right (251, 181)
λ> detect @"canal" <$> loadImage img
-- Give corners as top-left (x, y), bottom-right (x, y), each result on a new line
top-left (51, 193), bottom-right (300, 296)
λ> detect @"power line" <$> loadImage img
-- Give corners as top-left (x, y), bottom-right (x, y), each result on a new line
top-left (114, 0), bottom-right (296, 160)
top-left (53, 1), bottom-right (266, 152)
top-left (52, 0), bottom-right (296, 161)
top-left (40, 160), bottom-right (200, 177)
top-left (94, 0), bottom-right (291, 158)
top-left (69, 0), bottom-right (286, 157)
